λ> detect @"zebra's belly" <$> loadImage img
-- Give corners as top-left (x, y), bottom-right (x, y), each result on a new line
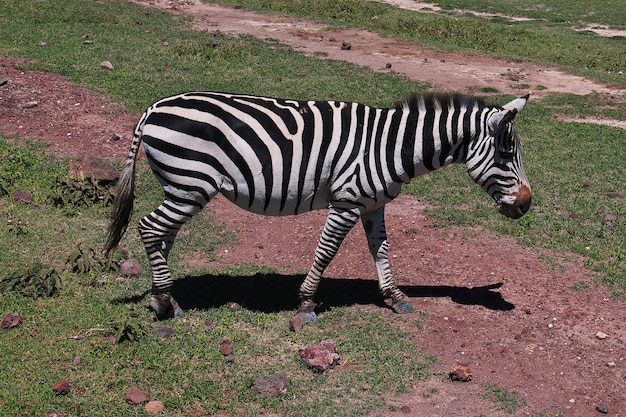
top-left (219, 183), bottom-right (330, 216)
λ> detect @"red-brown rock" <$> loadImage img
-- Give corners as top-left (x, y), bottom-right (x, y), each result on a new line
top-left (299, 339), bottom-right (340, 373)
top-left (449, 364), bottom-right (473, 382)
top-left (1, 312), bottom-right (23, 329)
top-left (125, 387), bottom-right (150, 405)
top-left (52, 380), bottom-right (70, 395)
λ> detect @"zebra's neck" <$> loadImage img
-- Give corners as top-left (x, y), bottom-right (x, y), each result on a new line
top-left (394, 96), bottom-right (484, 181)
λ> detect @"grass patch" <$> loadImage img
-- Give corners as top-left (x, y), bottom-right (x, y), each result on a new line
top-left (483, 383), bottom-right (526, 413)
top-left (0, 0), bottom-right (428, 110)
top-left (206, 0), bottom-right (626, 87)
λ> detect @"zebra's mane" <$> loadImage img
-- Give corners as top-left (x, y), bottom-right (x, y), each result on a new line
top-left (393, 93), bottom-right (486, 111)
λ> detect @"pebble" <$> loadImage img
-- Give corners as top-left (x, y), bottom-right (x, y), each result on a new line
top-left (52, 380), bottom-right (70, 395)
top-left (100, 61), bottom-right (114, 70)
top-left (596, 403), bottom-right (609, 414)
top-left (595, 331), bottom-right (608, 340)
top-left (0, 77), bottom-right (8, 86)
top-left (145, 401), bottom-right (164, 415)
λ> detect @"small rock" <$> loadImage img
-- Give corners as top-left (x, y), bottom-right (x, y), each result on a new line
top-left (83, 40), bottom-right (94, 45)
top-left (400, 405), bottom-right (411, 413)
top-left (145, 400), bottom-right (164, 415)
top-left (41, 414), bottom-right (69, 417)
top-left (204, 319), bottom-right (215, 333)
top-left (606, 192), bottom-right (623, 198)
top-left (251, 373), bottom-right (288, 397)
top-left (108, 133), bottom-right (121, 142)
top-left (154, 326), bottom-right (176, 338)
top-left (0, 77), bottom-right (8, 86)
top-left (37, 41), bottom-right (48, 47)
top-left (228, 302), bottom-right (241, 311)
top-left (449, 364), bottom-right (472, 382)
top-left (125, 387), bottom-right (150, 405)
top-left (596, 403), bottom-right (609, 414)
top-left (73, 356), bottom-right (81, 365)
top-left (289, 315), bottom-right (305, 332)
top-left (100, 61), bottom-right (114, 70)
top-left (219, 338), bottom-right (233, 356)
top-left (595, 331), bottom-right (608, 340)
top-left (22, 101), bottom-right (39, 108)
top-left (386, 63), bottom-right (392, 69)
top-left (52, 380), bottom-right (70, 395)
top-left (114, 276), bottom-right (126, 284)
top-left (1, 312), bottom-right (23, 329)
top-left (120, 259), bottom-right (141, 276)
top-left (341, 41), bottom-right (352, 50)
top-left (12, 190), bottom-right (33, 204)
top-left (299, 339), bottom-right (340, 373)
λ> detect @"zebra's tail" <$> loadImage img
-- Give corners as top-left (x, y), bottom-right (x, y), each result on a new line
top-left (104, 112), bottom-right (147, 257)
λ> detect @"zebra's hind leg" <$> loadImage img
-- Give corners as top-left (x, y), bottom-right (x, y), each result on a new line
top-left (361, 207), bottom-right (414, 314)
top-left (138, 199), bottom-right (203, 320)
top-left (297, 206), bottom-right (361, 323)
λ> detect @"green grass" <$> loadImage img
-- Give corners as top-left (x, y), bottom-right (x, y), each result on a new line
top-left (483, 383), bottom-right (526, 413)
top-left (431, 0), bottom-right (626, 27)
top-left (205, 0), bottom-right (626, 87)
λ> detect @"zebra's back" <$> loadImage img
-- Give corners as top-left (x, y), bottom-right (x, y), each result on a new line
top-left (140, 91), bottom-right (403, 216)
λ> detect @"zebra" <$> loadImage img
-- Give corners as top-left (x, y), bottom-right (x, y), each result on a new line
top-left (105, 91), bottom-right (531, 322)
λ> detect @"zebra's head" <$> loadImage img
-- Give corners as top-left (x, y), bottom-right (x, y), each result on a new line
top-left (466, 95), bottom-right (531, 219)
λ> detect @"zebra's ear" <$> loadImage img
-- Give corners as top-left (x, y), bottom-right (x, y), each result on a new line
top-left (488, 94), bottom-right (530, 134)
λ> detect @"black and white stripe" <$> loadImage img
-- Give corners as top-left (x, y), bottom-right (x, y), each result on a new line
top-left (105, 91), bottom-right (531, 320)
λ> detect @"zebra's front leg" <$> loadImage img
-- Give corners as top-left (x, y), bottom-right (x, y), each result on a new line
top-left (361, 207), bottom-right (414, 314)
top-left (297, 206), bottom-right (361, 323)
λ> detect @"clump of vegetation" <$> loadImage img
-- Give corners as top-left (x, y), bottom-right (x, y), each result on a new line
top-left (109, 307), bottom-right (148, 343)
top-left (6, 214), bottom-right (28, 236)
top-left (0, 140), bottom-right (42, 196)
top-left (483, 383), bottom-right (526, 413)
top-left (0, 261), bottom-right (60, 298)
top-left (49, 176), bottom-right (115, 210)
top-left (66, 242), bottom-right (126, 275)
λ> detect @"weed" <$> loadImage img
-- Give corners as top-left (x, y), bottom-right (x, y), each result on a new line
top-left (109, 307), bottom-right (149, 343)
top-left (0, 261), bottom-right (60, 298)
top-left (483, 383), bottom-right (526, 413)
top-left (6, 213), bottom-right (28, 236)
top-left (49, 176), bottom-right (115, 211)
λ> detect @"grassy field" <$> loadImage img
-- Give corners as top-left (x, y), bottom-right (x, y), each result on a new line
top-left (0, 0), bottom-right (624, 416)
top-left (207, 0), bottom-right (626, 87)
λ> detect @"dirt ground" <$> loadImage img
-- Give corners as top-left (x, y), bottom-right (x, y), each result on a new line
top-left (1, 1), bottom-right (625, 416)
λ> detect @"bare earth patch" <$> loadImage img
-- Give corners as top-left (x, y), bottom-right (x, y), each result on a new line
top-left (1, 3), bottom-right (625, 416)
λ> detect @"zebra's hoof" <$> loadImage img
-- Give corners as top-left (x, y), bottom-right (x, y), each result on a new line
top-left (392, 301), bottom-right (415, 314)
top-left (299, 311), bottom-right (318, 324)
top-left (173, 306), bottom-right (185, 318)
top-left (149, 294), bottom-right (183, 320)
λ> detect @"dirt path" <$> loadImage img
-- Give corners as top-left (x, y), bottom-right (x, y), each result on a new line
top-left (1, 2), bottom-right (625, 416)
top-left (135, 0), bottom-right (625, 102)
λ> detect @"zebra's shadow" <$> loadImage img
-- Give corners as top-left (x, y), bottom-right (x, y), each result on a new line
top-left (171, 273), bottom-right (515, 314)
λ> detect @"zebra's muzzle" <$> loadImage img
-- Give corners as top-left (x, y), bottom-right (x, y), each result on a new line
top-left (497, 184), bottom-right (532, 219)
